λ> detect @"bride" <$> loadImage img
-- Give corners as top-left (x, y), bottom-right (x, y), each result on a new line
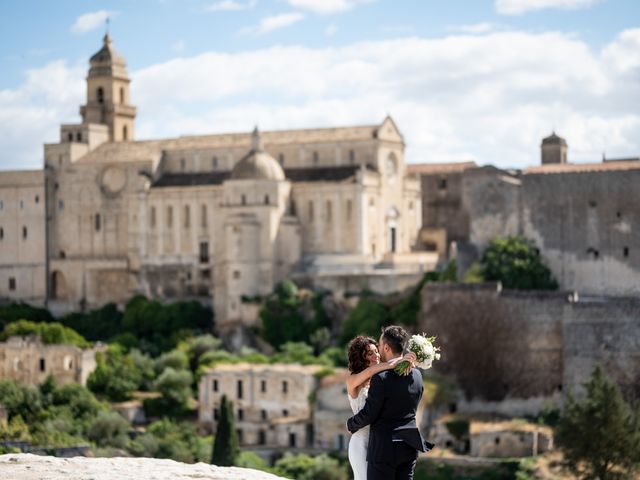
top-left (346, 335), bottom-right (415, 480)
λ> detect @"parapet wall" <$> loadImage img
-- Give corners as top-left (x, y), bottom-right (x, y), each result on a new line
top-left (418, 283), bottom-right (640, 409)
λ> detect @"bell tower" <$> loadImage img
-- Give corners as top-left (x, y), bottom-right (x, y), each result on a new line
top-left (80, 33), bottom-right (136, 142)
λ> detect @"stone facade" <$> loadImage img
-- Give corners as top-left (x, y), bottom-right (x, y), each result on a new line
top-left (418, 283), bottom-right (640, 412)
top-left (313, 370), bottom-right (351, 452)
top-left (0, 335), bottom-right (104, 386)
top-left (0, 35), bottom-right (430, 325)
top-left (411, 133), bottom-right (640, 296)
top-left (469, 421), bottom-right (553, 458)
top-left (198, 363), bottom-right (321, 448)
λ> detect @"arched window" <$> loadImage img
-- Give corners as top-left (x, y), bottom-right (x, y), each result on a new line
top-left (122, 125), bottom-right (128, 141)
top-left (120, 87), bottom-right (125, 104)
top-left (97, 87), bottom-right (104, 104)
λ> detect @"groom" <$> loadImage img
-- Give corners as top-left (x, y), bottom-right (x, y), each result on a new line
top-left (347, 325), bottom-right (431, 479)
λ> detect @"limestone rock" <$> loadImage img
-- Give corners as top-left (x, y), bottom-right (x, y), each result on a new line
top-left (0, 454), bottom-right (288, 480)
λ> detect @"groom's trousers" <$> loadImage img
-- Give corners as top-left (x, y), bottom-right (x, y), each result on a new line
top-left (367, 441), bottom-right (419, 480)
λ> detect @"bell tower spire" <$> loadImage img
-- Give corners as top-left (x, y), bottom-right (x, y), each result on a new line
top-left (80, 33), bottom-right (136, 142)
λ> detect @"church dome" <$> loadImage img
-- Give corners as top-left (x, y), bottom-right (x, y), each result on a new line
top-left (89, 33), bottom-right (128, 78)
top-left (541, 132), bottom-right (567, 146)
top-left (231, 128), bottom-right (285, 181)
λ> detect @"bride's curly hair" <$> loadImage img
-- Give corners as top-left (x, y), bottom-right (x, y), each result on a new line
top-left (347, 335), bottom-right (377, 374)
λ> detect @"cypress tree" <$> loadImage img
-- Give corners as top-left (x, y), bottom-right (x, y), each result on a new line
top-left (211, 394), bottom-right (240, 466)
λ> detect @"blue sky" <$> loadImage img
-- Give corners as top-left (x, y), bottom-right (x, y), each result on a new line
top-left (1, 0), bottom-right (639, 170)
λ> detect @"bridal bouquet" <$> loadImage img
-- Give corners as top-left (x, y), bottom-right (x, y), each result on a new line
top-left (395, 334), bottom-right (441, 375)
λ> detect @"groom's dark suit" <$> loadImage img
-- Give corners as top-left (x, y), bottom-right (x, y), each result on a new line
top-left (347, 366), bottom-right (430, 480)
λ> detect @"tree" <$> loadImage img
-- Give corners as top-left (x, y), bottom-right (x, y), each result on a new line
top-left (555, 366), bottom-right (640, 479)
top-left (87, 410), bottom-right (130, 449)
top-left (260, 280), bottom-right (306, 348)
top-left (340, 298), bottom-right (389, 345)
top-left (87, 346), bottom-right (143, 401)
top-left (153, 367), bottom-right (193, 409)
top-left (211, 395), bottom-right (239, 466)
top-left (1, 320), bottom-right (90, 348)
top-left (481, 236), bottom-right (558, 290)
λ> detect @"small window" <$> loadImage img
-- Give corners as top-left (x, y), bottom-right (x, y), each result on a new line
top-left (67, 132), bottom-right (73, 142)
top-left (623, 246), bottom-right (629, 258)
top-left (237, 380), bottom-right (243, 399)
top-left (180, 158), bottom-right (186, 171)
top-left (494, 437), bottom-right (500, 445)
top-left (20, 200), bottom-right (24, 209)
top-left (261, 380), bottom-right (266, 393)
top-left (76, 132), bottom-right (82, 142)
top-left (58, 200), bottom-right (64, 211)
top-left (238, 409), bottom-right (244, 421)
top-left (35, 195), bottom-right (39, 204)
top-left (264, 195), bottom-right (270, 205)
top-left (349, 150), bottom-right (355, 163)
top-left (0, 227), bottom-right (3, 240)
top-left (278, 153), bottom-right (285, 165)
top-left (259, 430), bottom-right (266, 445)
top-left (201, 204), bottom-right (207, 228)
top-left (9, 277), bottom-right (16, 291)
top-left (122, 125), bottom-right (128, 141)
top-left (166, 206), bottom-right (173, 228)
top-left (97, 87), bottom-right (104, 104)
top-left (0, 200), bottom-right (3, 210)
top-left (184, 205), bottom-right (190, 228)
top-left (22, 226), bottom-right (27, 239)
top-left (233, 270), bottom-right (241, 279)
top-left (282, 409), bottom-right (289, 417)
top-left (290, 199), bottom-right (297, 216)
top-left (39, 358), bottom-right (46, 372)
top-left (64, 356), bottom-right (73, 371)
top-left (213, 379), bottom-right (218, 392)
top-left (313, 151), bottom-right (319, 164)
top-left (120, 87), bottom-right (125, 104)
top-left (199, 241), bottom-right (209, 264)
top-left (261, 409), bottom-right (267, 420)
top-left (616, 211), bottom-right (622, 219)
top-left (308, 201), bottom-right (314, 221)
top-left (439, 178), bottom-right (448, 190)
top-left (59, 250), bottom-right (66, 259)
top-left (587, 247), bottom-right (599, 259)
top-left (589, 200), bottom-right (597, 208)
top-left (150, 207), bottom-right (156, 228)
top-left (212, 156), bottom-right (218, 169)
top-left (289, 432), bottom-right (296, 447)
top-left (282, 380), bottom-right (288, 393)
top-left (241, 194), bottom-right (246, 206)
top-left (346, 200), bottom-right (352, 221)
top-left (214, 408), bottom-right (219, 420)
top-left (95, 213), bottom-right (101, 231)
top-left (326, 200), bottom-right (332, 222)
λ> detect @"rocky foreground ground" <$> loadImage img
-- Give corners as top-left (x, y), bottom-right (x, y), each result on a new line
top-left (0, 454), bottom-right (288, 480)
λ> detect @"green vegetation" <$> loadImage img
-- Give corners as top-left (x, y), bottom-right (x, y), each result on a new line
top-left (445, 417), bottom-right (470, 440)
top-left (211, 395), bottom-right (239, 467)
top-left (555, 366), bottom-right (640, 480)
top-left (480, 236), bottom-right (558, 290)
top-left (1, 320), bottom-right (90, 348)
top-left (273, 453), bottom-right (349, 480)
top-left (87, 345), bottom-right (145, 401)
top-left (259, 280), bottom-right (332, 349)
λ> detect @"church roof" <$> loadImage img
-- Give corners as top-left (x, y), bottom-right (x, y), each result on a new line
top-left (541, 132), bottom-right (567, 146)
top-left (407, 161), bottom-right (476, 175)
top-left (229, 128), bottom-right (285, 181)
top-left (525, 160), bottom-right (640, 175)
top-left (88, 33), bottom-right (128, 79)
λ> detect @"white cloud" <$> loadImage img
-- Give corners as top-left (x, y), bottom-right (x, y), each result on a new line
top-left (171, 40), bottom-right (186, 53)
top-left (496, 0), bottom-right (600, 15)
top-left (3, 28), bottom-right (639, 171)
top-left (325, 23), bottom-right (338, 37)
top-left (286, 0), bottom-right (374, 14)
top-left (71, 10), bottom-right (118, 34)
top-left (206, 0), bottom-right (257, 12)
top-left (241, 12), bottom-right (305, 35)
top-left (448, 23), bottom-right (498, 34)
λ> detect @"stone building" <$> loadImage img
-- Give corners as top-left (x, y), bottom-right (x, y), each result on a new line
top-left (312, 369), bottom-right (351, 452)
top-left (0, 34), bottom-right (431, 325)
top-left (411, 132), bottom-right (640, 296)
top-left (198, 363), bottom-right (322, 448)
top-left (469, 421), bottom-right (553, 458)
top-left (0, 335), bottom-right (104, 386)
top-left (419, 282), bottom-right (640, 414)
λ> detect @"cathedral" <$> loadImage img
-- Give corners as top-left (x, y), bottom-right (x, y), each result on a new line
top-left (0, 35), bottom-right (432, 325)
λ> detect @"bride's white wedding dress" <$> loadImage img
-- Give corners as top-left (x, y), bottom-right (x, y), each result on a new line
top-left (348, 385), bottom-right (370, 480)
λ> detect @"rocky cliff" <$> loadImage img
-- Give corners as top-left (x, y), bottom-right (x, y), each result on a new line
top-left (0, 454), bottom-right (288, 480)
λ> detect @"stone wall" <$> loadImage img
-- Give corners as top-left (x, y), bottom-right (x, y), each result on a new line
top-left (418, 283), bottom-right (640, 411)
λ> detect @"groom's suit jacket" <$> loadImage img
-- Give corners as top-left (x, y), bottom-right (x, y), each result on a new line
top-left (346, 367), bottom-right (430, 462)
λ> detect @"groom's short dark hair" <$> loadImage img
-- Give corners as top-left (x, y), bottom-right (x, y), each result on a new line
top-left (381, 325), bottom-right (408, 355)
